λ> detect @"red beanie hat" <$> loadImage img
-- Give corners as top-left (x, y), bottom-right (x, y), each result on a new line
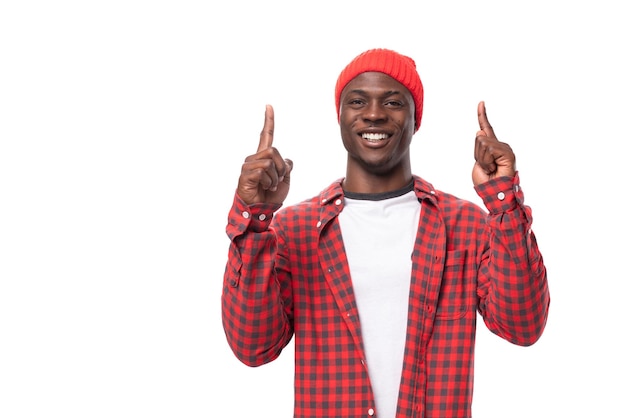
top-left (335, 48), bottom-right (424, 130)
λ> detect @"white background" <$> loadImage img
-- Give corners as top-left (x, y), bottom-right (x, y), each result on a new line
top-left (1, 1), bottom-right (624, 417)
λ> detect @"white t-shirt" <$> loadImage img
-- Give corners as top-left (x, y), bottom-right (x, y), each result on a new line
top-left (339, 186), bottom-right (421, 418)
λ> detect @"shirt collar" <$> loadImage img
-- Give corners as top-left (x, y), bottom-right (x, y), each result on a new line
top-left (318, 175), bottom-right (438, 206)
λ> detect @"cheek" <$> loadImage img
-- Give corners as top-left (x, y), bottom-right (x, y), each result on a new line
top-left (339, 111), bottom-right (357, 134)
top-left (339, 124), bottom-right (352, 145)
top-left (339, 108), bottom-right (353, 125)
top-left (396, 114), bottom-right (415, 132)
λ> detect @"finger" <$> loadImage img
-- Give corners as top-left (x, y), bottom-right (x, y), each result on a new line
top-left (474, 134), bottom-right (494, 173)
top-left (240, 159), bottom-right (278, 194)
top-left (257, 104), bottom-right (275, 152)
top-left (475, 134), bottom-right (514, 175)
top-left (474, 137), bottom-right (486, 170)
top-left (250, 157), bottom-right (292, 193)
top-left (477, 101), bottom-right (496, 138)
top-left (267, 157), bottom-right (293, 192)
top-left (475, 152), bottom-right (497, 175)
top-left (474, 130), bottom-right (486, 162)
top-left (281, 158), bottom-right (293, 184)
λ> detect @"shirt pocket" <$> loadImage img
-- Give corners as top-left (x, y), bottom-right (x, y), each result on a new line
top-left (435, 250), bottom-right (469, 320)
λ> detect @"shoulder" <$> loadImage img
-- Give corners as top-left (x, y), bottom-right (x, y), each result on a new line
top-left (413, 175), bottom-right (486, 219)
top-left (277, 178), bottom-right (344, 219)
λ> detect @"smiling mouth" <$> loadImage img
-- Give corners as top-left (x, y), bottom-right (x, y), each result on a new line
top-left (361, 132), bottom-right (389, 143)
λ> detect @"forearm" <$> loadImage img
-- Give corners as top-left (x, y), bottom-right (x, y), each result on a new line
top-left (221, 195), bottom-right (293, 366)
top-left (476, 174), bottom-right (550, 346)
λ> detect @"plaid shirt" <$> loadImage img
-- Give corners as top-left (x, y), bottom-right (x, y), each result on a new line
top-left (222, 173), bottom-right (549, 418)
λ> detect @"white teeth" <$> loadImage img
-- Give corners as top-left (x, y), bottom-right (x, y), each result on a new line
top-left (362, 133), bottom-right (388, 141)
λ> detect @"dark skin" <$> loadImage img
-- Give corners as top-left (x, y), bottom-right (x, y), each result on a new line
top-left (338, 72), bottom-right (416, 193)
top-left (237, 71), bottom-right (516, 205)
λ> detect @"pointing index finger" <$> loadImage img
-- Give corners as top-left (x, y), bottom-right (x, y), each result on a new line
top-left (257, 104), bottom-right (275, 152)
top-left (477, 101), bottom-right (495, 137)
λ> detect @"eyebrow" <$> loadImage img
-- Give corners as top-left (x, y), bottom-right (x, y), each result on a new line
top-left (347, 89), bottom-right (404, 98)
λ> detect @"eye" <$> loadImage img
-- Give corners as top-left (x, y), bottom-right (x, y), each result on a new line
top-left (385, 99), bottom-right (404, 107)
top-left (348, 98), bottom-right (366, 106)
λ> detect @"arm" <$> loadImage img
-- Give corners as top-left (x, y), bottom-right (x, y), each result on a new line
top-left (221, 194), bottom-right (293, 366)
top-left (221, 105), bottom-right (295, 366)
top-left (472, 102), bottom-right (550, 345)
top-left (475, 174), bottom-right (550, 346)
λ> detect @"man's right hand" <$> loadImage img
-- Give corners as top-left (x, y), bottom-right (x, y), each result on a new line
top-left (237, 104), bottom-right (293, 205)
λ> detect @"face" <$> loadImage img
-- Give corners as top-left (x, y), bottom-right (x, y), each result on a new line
top-left (339, 72), bottom-right (416, 179)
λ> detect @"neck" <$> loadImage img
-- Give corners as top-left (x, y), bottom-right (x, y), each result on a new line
top-left (342, 170), bottom-right (413, 194)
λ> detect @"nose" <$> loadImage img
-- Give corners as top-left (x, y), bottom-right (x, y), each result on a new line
top-left (362, 101), bottom-right (388, 124)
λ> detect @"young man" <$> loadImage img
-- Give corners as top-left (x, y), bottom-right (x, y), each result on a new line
top-left (222, 48), bottom-right (550, 418)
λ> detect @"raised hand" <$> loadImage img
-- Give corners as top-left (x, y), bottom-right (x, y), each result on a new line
top-left (472, 101), bottom-right (516, 186)
top-left (237, 104), bottom-right (293, 205)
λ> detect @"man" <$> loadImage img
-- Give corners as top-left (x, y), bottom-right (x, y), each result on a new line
top-left (222, 48), bottom-right (550, 417)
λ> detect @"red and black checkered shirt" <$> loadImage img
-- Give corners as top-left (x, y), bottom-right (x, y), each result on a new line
top-left (222, 173), bottom-right (549, 418)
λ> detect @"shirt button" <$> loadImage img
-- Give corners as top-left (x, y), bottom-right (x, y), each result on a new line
top-left (258, 213), bottom-right (267, 221)
top-left (242, 211), bottom-right (250, 219)
top-left (497, 191), bottom-right (505, 200)
top-left (316, 221), bottom-right (322, 228)
top-left (335, 199), bottom-right (342, 205)
top-left (368, 408), bottom-right (375, 416)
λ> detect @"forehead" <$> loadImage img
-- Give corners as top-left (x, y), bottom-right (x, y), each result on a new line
top-left (341, 71), bottom-right (411, 98)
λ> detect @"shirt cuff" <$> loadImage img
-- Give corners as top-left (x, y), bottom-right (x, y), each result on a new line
top-left (226, 193), bottom-right (282, 238)
top-left (474, 172), bottom-right (524, 214)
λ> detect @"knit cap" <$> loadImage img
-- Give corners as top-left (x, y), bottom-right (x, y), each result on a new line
top-left (335, 48), bottom-right (424, 130)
